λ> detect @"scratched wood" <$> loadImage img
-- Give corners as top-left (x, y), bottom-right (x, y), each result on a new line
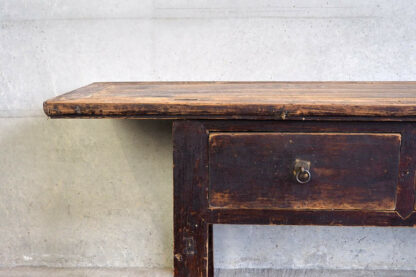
top-left (173, 121), bottom-right (212, 277)
top-left (205, 210), bottom-right (416, 227)
top-left (398, 125), bottom-right (416, 217)
top-left (43, 82), bottom-right (416, 120)
top-left (209, 132), bottom-right (401, 210)
top-left (202, 120), bottom-right (416, 219)
top-left (170, 120), bottom-right (416, 276)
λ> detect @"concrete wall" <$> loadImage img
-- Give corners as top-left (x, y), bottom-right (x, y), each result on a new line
top-left (1, 0), bottom-right (416, 271)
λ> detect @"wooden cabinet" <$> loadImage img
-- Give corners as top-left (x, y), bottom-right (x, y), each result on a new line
top-left (44, 82), bottom-right (416, 277)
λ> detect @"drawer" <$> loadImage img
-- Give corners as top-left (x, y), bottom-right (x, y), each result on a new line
top-left (209, 132), bottom-right (401, 210)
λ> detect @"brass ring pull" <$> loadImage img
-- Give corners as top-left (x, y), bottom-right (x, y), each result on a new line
top-left (296, 168), bottom-right (311, 184)
top-left (294, 159), bottom-right (311, 184)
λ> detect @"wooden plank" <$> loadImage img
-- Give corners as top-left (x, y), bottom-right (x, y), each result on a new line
top-left (205, 209), bottom-right (416, 227)
top-left (397, 124), bottom-right (416, 218)
top-left (43, 82), bottom-right (416, 120)
top-left (201, 120), bottom-right (406, 133)
top-left (209, 132), bottom-right (401, 210)
top-left (173, 121), bottom-right (211, 277)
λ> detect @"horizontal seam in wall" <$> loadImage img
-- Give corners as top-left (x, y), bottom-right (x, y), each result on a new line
top-left (0, 16), bottom-right (382, 23)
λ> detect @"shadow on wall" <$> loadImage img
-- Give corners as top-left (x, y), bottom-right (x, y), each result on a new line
top-left (0, 118), bottom-right (174, 268)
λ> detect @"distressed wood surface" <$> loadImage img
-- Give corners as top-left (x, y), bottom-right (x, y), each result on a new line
top-left (43, 82), bottom-right (416, 120)
top-left (202, 120), bottom-right (416, 218)
top-left (173, 121), bottom-right (212, 277)
top-left (170, 120), bottom-right (416, 276)
top-left (205, 210), bottom-right (416, 227)
top-left (397, 125), bottom-right (416, 218)
top-left (209, 132), bottom-right (401, 210)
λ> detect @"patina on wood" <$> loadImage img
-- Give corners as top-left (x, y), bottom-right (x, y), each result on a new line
top-left (172, 120), bottom-right (416, 277)
top-left (202, 120), bottom-right (416, 219)
top-left (209, 132), bottom-right (401, 210)
top-left (43, 82), bottom-right (416, 120)
top-left (173, 121), bottom-right (212, 277)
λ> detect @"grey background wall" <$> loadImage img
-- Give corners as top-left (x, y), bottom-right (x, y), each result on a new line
top-left (1, 0), bottom-right (416, 272)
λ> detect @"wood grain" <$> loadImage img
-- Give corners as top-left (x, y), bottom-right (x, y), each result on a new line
top-left (205, 209), bottom-right (416, 227)
top-left (170, 120), bottom-right (416, 275)
top-left (43, 82), bottom-right (416, 120)
top-left (202, 120), bottom-right (416, 218)
top-left (398, 124), bottom-right (416, 218)
top-left (209, 132), bottom-right (401, 210)
top-left (173, 121), bottom-right (211, 277)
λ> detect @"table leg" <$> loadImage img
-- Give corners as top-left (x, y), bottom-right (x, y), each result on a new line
top-left (173, 121), bottom-right (211, 277)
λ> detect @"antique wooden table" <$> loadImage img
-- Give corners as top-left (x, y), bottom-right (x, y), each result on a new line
top-left (44, 82), bottom-right (416, 277)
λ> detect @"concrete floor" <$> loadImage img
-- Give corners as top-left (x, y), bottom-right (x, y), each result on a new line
top-left (1, 267), bottom-right (416, 277)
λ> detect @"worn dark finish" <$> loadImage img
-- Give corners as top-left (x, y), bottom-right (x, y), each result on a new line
top-left (173, 121), bottom-right (212, 277)
top-left (172, 120), bottom-right (416, 276)
top-left (44, 82), bottom-right (416, 277)
top-left (202, 120), bottom-right (416, 219)
top-left (398, 126), bottom-right (416, 217)
top-left (208, 224), bottom-right (214, 276)
top-left (43, 82), bottom-right (416, 120)
top-left (205, 209), bottom-right (416, 227)
top-left (209, 132), bottom-right (401, 210)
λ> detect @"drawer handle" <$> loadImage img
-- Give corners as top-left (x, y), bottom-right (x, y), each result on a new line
top-left (294, 159), bottom-right (311, 184)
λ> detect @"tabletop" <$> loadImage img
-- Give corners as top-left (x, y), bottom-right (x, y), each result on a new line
top-left (43, 82), bottom-right (416, 120)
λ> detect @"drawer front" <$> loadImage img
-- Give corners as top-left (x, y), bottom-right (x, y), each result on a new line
top-left (209, 132), bottom-right (401, 210)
